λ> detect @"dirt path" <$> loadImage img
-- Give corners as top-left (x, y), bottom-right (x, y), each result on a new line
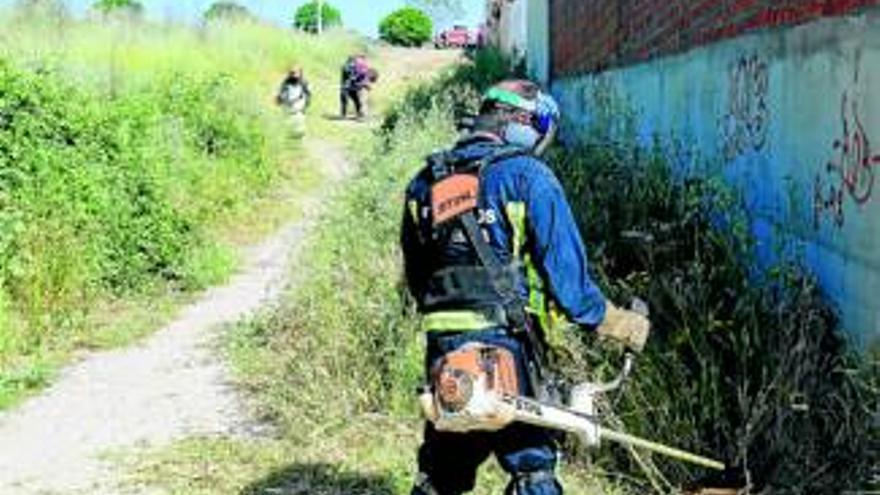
top-left (0, 137), bottom-right (353, 495)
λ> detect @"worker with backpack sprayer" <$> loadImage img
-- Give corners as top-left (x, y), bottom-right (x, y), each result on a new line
top-left (401, 80), bottom-right (725, 495)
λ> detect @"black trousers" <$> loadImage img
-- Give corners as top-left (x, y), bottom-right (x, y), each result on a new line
top-left (340, 88), bottom-right (363, 117)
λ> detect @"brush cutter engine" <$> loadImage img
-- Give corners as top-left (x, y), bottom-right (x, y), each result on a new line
top-left (418, 346), bottom-right (727, 471)
top-left (418, 342), bottom-right (603, 445)
top-left (419, 343), bottom-right (521, 432)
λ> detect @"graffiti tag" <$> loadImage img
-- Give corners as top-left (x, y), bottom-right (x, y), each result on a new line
top-left (719, 54), bottom-right (769, 161)
top-left (828, 91), bottom-right (880, 204)
top-left (813, 174), bottom-right (845, 228)
top-left (814, 72), bottom-right (880, 229)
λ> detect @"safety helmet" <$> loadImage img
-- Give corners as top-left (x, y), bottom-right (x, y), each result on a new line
top-left (480, 80), bottom-right (560, 154)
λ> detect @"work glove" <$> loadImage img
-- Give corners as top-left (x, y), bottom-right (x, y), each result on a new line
top-left (596, 302), bottom-right (651, 353)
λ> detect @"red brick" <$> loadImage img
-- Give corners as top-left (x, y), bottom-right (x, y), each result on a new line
top-left (552, 0), bottom-right (880, 76)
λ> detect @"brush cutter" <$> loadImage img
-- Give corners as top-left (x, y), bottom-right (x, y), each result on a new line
top-left (419, 347), bottom-right (726, 472)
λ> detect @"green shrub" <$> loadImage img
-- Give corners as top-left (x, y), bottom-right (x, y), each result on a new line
top-left (380, 47), bottom-right (517, 136)
top-left (434, 51), bottom-right (878, 491)
top-left (378, 7), bottom-right (432, 47)
top-left (293, 1), bottom-right (342, 33)
top-left (0, 63), bottom-right (277, 330)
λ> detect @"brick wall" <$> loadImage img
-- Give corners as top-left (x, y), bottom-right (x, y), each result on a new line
top-left (551, 0), bottom-right (880, 76)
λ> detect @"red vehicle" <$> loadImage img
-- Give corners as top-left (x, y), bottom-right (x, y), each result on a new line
top-left (434, 25), bottom-right (474, 49)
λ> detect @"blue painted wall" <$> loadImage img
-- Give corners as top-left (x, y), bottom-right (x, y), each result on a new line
top-left (551, 11), bottom-right (880, 346)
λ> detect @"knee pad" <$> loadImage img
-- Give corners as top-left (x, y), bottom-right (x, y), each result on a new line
top-left (506, 469), bottom-right (563, 495)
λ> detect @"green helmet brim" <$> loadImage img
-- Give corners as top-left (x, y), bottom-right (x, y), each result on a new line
top-left (483, 87), bottom-right (537, 113)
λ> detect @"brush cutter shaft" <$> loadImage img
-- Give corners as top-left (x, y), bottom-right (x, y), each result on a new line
top-left (502, 394), bottom-right (601, 446)
top-left (598, 427), bottom-right (726, 471)
top-left (504, 395), bottom-right (726, 471)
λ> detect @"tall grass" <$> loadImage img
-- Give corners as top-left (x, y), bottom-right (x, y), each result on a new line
top-left (0, 8), bottom-right (357, 97)
top-left (549, 142), bottom-right (879, 493)
top-left (0, 8), bottom-right (362, 406)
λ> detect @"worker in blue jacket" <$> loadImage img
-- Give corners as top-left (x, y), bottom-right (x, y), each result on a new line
top-left (401, 80), bottom-right (651, 495)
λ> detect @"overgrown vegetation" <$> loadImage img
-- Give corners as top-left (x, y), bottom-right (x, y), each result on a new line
top-left (379, 48), bottom-right (512, 135)
top-left (132, 48), bottom-right (877, 494)
top-left (0, 9), bottom-right (361, 408)
top-left (549, 141), bottom-right (879, 493)
top-left (434, 51), bottom-right (876, 493)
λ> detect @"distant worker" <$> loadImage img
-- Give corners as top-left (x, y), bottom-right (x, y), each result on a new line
top-left (340, 54), bottom-right (377, 120)
top-left (276, 66), bottom-right (311, 115)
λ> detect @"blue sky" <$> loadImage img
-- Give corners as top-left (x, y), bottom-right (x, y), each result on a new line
top-left (1, 1), bottom-right (485, 37)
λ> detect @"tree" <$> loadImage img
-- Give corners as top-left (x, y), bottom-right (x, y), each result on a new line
top-left (379, 7), bottom-right (432, 47)
top-left (407, 0), bottom-right (464, 28)
top-left (293, 1), bottom-right (342, 33)
top-left (92, 0), bottom-right (143, 15)
top-left (203, 1), bottom-right (253, 22)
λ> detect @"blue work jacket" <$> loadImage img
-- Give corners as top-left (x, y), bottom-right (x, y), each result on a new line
top-left (401, 136), bottom-right (606, 335)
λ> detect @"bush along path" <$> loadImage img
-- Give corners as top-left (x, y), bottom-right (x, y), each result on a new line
top-left (0, 135), bottom-right (354, 495)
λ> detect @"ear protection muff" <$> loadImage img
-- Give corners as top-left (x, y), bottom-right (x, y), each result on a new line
top-left (533, 120), bottom-right (557, 156)
top-left (534, 112), bottom-right (554, 135)
top-left (534, 91), bottom-right (560, 133)
top-left (532, 92), bottom-right (560, 156)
